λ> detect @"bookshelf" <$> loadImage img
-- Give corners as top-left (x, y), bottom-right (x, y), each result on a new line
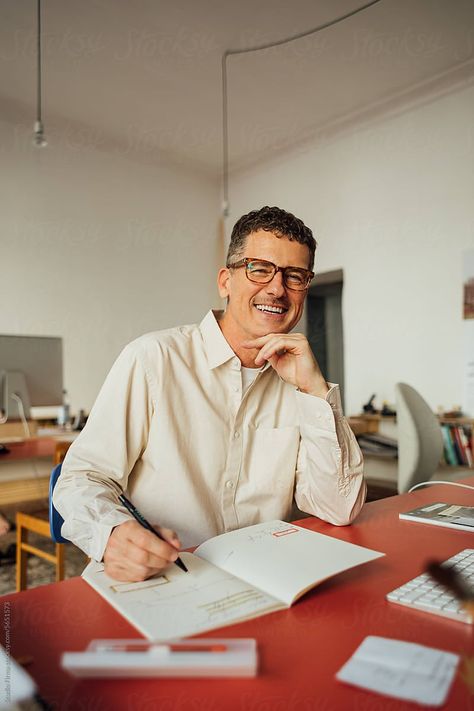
top-left (350, 414), bottom-right (474, 472)
top-left (440, 418), bottom-right (474, 468)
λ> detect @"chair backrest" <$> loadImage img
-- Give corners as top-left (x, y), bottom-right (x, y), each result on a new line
top-left (395, 382), bottom-right (444, 494)
top-left (49, 462), bottom-right (69, 543)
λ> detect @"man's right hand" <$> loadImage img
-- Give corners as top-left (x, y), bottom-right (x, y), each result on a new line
top-left (103, 520), bottom-right (182, 582)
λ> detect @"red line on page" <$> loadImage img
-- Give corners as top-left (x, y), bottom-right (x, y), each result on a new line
top-left (273, 528), bottom-right (299, 537)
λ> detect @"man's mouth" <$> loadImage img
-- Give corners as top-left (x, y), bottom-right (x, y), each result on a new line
top-left (254, 304), bottom-right (288, 315)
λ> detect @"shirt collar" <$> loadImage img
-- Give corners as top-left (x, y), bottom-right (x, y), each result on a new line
top-left (200, 310), bottom-right (237, 369)
top-left (199, 309), bottom-right (271, 373)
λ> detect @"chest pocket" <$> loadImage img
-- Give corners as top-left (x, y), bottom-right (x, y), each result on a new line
top-left (240, 425), bottom-right (300, 497)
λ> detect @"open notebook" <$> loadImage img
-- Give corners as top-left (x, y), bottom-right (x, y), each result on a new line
top-left (83, 520), bottom-right (384, 640)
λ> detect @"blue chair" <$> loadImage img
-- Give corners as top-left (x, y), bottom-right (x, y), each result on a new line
top-left (49, 462), bottom-right (69, 543)
top-left (16, 461), bottom-right (68, 590)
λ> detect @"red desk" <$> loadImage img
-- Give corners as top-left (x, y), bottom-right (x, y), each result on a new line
top-left (0, 438), bottom-right (56, 462)
top-left (2, 480), bottom-right (473, 710)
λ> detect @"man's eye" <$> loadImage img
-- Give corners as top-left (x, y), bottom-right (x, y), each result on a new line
top-left (286, 272), bottom-right (305, 284)
top-left (249, 263), bottom-right (272, 275)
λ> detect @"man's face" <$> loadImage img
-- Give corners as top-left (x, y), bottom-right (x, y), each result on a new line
top-left (218, 230), bottom-right (311, 343)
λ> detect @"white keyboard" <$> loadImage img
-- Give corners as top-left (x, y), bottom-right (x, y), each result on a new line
top-left (386, 549), bottom-right (474, 625)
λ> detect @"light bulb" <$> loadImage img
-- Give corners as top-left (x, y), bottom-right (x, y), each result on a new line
top-left (33, 119), bottom-right (47, 147)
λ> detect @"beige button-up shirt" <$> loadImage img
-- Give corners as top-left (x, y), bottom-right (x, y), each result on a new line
top-left (55, 310), bottom-right (366, 561)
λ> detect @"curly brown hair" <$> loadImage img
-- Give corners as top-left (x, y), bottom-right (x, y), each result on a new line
top-left (227, 206), bottom-right (316, 270)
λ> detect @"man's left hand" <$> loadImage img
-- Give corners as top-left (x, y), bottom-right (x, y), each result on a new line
top-left (242, 333), bottom-right (329, 398)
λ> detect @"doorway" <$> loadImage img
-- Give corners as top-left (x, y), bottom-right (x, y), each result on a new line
top-left (306, 269), bottom-right (345, 408)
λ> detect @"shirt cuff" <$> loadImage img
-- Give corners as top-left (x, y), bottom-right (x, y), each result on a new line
top-left (296, 382), bottom-right (343, 433)
top-left (62, 511), bottom-right (132, 562)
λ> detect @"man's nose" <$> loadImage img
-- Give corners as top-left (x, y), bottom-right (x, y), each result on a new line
top-left (265, 269), bottom-right (286, 296)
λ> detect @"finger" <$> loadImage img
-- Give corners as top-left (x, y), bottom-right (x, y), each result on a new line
top-left (157, 526), bottom-right (181, 549)
top-left (126, 537), bottom-right (178, 569)
top-left (254, 338), bottom-right (297, 366)
top-left (106, 532), bottom-right (176, 569)
top-left (127, 528), bottom-right (179, 565)
top-left (243, 333), bottom-right (303, 349)
top-left (241, 334), bottom-right (277, 348)
top-left (111, 522), bottom-right (178, 566)
top-left (105, 539), bottom-right (176, 581)
top-left (105, 559), bottom-right (166, 583)
top-left (105, 523), bottom-right (177, 582)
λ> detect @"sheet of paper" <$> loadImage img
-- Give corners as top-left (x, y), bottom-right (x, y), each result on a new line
top-left (195, 520), bottom-right (384, 606)
top-left (82, 553), bottom-right (282, 641)
top-left (0, 646), bottom-right (36, 707)
top-left (336, 636), bottom-right (459, 706)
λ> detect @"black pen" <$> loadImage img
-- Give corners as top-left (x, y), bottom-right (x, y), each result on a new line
top-left (118, 493), bottom-right (188, 573)
top-left (426, 560), bottom-right (474, 616)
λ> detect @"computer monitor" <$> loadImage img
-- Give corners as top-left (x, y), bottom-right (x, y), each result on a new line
top-left (0, 335), bottom-right (63, 421)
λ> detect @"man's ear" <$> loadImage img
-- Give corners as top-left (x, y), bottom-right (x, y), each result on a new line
top-left (217, 267), bottom-right (231, 299)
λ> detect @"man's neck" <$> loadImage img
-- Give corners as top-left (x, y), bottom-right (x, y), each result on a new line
top-left (216, 312), bottom-right (260, 368)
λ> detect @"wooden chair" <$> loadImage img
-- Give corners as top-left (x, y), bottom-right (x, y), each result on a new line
top-left (15, 440), bottom-right (71, 591)
top-left (15, 511), bottom-right (65, 591)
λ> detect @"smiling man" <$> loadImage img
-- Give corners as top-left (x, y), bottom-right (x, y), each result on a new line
top-left (54, 206), bottom-right (366, 583)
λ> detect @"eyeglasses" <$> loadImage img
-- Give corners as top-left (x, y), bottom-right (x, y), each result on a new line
top-left (228, 258), bottom-right (314, 291)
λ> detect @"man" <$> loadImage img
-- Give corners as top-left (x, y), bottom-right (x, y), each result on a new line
top-left (54, 206), bottom-right (365, 582)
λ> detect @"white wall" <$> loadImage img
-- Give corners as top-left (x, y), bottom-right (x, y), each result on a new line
top-left (0, 119), bottom-right (219, 412)
top-left (2, 84), bottom-right (473, 418)
top-left (228, 84), bottom-right (474, 415)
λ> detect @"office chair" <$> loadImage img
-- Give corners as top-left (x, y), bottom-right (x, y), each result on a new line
top-left (16, 444), bottom-right (70, 591)
top-left (49, 462), bottom-right (68, 543)
top-left (395, 382), bottom-right (444, 494)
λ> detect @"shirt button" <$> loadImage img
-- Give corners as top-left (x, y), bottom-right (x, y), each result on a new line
top-left (225, 480), bottom-right (234, 489)
top-left (233, 385), bottom-right (239, 392)
top-left (234, 431), bottom-right (240, 439)
top-left (315, 412), bottom-right (321, 419)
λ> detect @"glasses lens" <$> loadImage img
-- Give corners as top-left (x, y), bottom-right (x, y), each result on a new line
top-left (246, 260), bottom-right (275, 282)
top-left (284, 269), bottom-right (309, 290)
top-left (243, 259), bottom-right (311, 290)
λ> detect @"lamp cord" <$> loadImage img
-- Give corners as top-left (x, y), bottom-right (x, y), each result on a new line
top-left (37, 0), bottom-right (42, 125)
top-left (221, 0), bottom-right (383, 214)
top-left (10, 393), bottom-right (31, 439)
top-left (408, 480), bottom-right (474, 493)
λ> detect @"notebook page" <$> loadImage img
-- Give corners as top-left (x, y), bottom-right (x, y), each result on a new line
top-left (82, 552), bottom-right (282, 640)
top-left (195, 520), bottom-right (384, 606)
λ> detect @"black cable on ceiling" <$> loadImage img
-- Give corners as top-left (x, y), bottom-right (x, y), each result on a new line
top-left (221, 0), bottom-right (383, 216)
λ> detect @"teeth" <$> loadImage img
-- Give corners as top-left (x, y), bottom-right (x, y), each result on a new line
top-left (255, 305), bottom-right (285, 314)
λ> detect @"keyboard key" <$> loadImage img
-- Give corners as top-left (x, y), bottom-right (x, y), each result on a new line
top-left (443, 603), bottom-right (462, 613)
top-left (386, 549), bottom-right (474, 626)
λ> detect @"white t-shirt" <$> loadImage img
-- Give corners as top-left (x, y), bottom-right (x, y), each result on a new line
top-left (241, 366), bottom-right (261, 395)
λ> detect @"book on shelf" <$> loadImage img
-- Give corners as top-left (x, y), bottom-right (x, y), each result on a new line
top-left (441, 422), bottom-right (473, 467)
top-left (357, 433), bottom-right (398, 458)
top-left (458, 427), bottom-right (473, 467)
top-left (82, 520), bottom-right (384, 641)
top-left (399, 503), bottom-right (474, 531)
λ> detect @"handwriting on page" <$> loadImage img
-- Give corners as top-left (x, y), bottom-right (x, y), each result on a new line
top-left (337, 636), bottom-right (459, 707)
top-left (198, 589), bottom-right (268, 618)
top-left (111, 576), bottom-right (169, 594)
top-left (243, 522), bottom-right (300, 544)
top-left (87, 556), bottom-right (280, 639)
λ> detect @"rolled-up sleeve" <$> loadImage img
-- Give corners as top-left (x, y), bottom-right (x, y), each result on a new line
top-left (294, 384), bottom-right (366, 525)
top-left (53, 342), bottom-right (154, 561)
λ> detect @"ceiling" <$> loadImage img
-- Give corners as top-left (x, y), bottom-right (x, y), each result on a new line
top-left (1, 0), bottom-right (473, 177)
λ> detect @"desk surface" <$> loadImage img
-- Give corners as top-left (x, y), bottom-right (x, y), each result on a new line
top-left (0, 437), bottom-right (57, 462)
top-left (2, 480), bottom-right (473, 710)
top-left (0, 435), bottom-right (76, 463)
